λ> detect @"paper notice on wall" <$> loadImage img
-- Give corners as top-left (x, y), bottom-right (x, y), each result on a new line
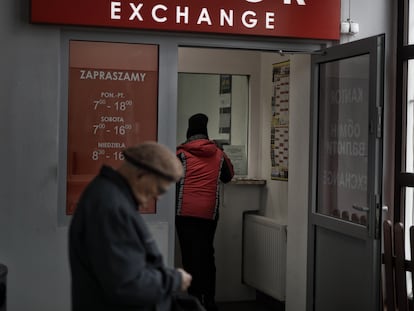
top-left (271, 61), bottom-right (290, 181)
top-left (223, 145), bottom-right (247, 176)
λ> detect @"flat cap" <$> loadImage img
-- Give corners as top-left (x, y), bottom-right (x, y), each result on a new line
top-left (123, 141), bottom-right (183, 182)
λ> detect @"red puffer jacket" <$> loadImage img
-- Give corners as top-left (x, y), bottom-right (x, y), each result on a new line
top-left (176, 138), bottom-right (234, 220)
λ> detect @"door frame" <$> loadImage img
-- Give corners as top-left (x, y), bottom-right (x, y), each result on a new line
top-left (307, 35), bottom-right (385, 310)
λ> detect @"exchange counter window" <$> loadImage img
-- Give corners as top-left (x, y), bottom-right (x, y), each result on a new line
top-left (177, 73), bottom-right (249, 177)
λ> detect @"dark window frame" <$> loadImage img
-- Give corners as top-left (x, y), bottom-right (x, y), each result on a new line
top-left (395, 0), bottom-right (414, 223)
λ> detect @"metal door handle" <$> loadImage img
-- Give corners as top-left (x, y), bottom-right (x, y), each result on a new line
top-left (352, 205), bottom-right (369, 212)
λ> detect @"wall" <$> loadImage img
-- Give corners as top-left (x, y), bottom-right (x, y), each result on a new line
top-left (0, 1), bottom-right (70, 310)
top-left (0, 2), bottom-right (179, 311)
top-left (286, 54), bottom-right (311, 311)
top-left (259, 52), bottom-right (290, 222)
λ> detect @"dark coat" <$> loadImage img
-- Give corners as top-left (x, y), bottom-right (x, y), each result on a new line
top-left (69, 166), bottom-right (181, 311)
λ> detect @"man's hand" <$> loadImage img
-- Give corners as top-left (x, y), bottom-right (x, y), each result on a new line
top-left (177, 268), bottom-right (192, 291)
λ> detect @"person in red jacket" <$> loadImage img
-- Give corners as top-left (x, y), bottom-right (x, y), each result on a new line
top-left (176, 113), bottom-right (234, 311)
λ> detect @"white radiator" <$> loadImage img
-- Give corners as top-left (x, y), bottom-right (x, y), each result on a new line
top-left (242, 214), bottom-right (287, 301)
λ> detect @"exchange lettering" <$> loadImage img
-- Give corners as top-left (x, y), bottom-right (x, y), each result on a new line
top-left (111, 2), bottom-right (277, 30)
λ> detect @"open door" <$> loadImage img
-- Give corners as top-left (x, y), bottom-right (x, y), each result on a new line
top-left (307, 35), bottom-right (385, 311)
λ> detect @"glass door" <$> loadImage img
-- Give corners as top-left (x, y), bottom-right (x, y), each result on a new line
top-left (308, 35), bottom-right (385, 311)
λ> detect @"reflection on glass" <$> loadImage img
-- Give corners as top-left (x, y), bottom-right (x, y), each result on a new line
top-left (406, 60), bottom-right (414, 172)
top-left (316, 55), bottom-right (370, 226)
top-left (405, 187), bottom-right (414, 252)
top-left (409, 1), bottom-right (414, 45)
top-left (405, 187), bottom-right (414, 294)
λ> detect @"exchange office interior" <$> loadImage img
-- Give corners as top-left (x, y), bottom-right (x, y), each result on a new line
top-left (57, 32), bottom-right (316, 310)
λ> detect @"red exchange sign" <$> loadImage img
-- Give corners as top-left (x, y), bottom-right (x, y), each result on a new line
top-left (31, 0), bottom-right (340, 40)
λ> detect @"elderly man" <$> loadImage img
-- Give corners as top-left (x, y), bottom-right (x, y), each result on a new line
top-left (69, 141), bottom-right (192, 311)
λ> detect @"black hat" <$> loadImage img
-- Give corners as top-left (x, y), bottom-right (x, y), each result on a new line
top-left (186, 113), bottom-right (208, 138)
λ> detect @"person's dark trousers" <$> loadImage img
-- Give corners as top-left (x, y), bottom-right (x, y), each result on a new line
top-left (176, 216), bottom-right (218, 311)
